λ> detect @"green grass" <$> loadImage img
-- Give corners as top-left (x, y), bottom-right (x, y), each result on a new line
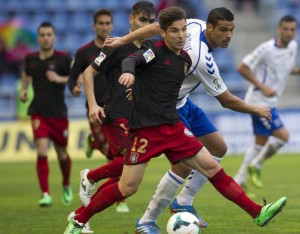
top-left (0, 154), bottom-right (299, 233)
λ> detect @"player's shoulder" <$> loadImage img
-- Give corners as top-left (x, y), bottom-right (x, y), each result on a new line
top-left (289, 39), bottom-right (298, 49)
top-left (77, 41), bottom-right (94, 52)
top-left (257, 39), bottom-right (276, 51)
top-left (187, 18), bottom-right (206, 27)
top-left (25, 51), bottom-right (39, 59)
top-left (54, 50), bottom-right (70, 58)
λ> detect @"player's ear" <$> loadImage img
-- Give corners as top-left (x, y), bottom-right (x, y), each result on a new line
top-left (206, 23), bottom-right (213, 33)
top-left (160, 28), bottom-right (166, 39)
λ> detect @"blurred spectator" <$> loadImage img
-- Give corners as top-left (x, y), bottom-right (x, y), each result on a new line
top-left (234, 0), bottom-right (259, 12)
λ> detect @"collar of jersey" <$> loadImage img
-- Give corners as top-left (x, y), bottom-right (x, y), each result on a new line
top-left (200, 30), bottom-right (213, 53)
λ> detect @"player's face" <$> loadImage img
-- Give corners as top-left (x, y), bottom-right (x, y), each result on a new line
top-left (94, 15), bottom-right (113, 41)
top-left (38, 27), bottom-right (55, 51)
top-left (129, 12), bottom-right (155, 32)
top-left (161, 19), bottom-right (187, 54)
top-left (208, 20), bottom-right (235, 49)
top-left (278, 21), bottom-right (297, 46)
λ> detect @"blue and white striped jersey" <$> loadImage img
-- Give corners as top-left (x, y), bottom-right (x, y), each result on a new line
top-left (243, 38), bottom-right (298, 107)
top-left (177, 19), bottom-right (227, 108)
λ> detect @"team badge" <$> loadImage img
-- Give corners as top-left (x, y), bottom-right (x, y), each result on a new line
top-left (143, 49), bottom-right (155, 63)
top-left (213, 78), bottom-right (222, 90)
top-left (32, 119), bottom-right (40, 130)
top-left (94, 51), bottom-right (106, 66)
top-left (130, 152), bottom-right (139, 163)
top-left (184, 128), bottom-right (193, 137)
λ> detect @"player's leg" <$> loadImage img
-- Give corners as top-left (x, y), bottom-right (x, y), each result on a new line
top-left (248, 109), bottom-right (288, 188)
top-left (65, 164), bottom-right (146, 233)
top-left (31, 115), bottom-right (52, 207)
top-left (183, 147), bottom-right (287, 226)
top-left (35, 137), bottom-right (52, 207)
top-left (51, 117), bottom-right (73, 205)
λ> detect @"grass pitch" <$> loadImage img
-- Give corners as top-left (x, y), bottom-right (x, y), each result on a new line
top-left (0, 154), bottom-right (299, 234)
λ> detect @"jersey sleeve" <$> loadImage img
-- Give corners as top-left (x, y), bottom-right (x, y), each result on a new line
top-left (23, 56), bottom-right (31, 76)
top-left (122, 40), bottom-right (156, 75)
top-left (91, 47), bottom-right (112, 73)
top-left (242, 42), bottom-right (269, 70)
top-left (68, 49), bottom-right (86, 92)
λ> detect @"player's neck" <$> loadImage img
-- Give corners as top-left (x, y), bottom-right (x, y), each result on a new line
top-left (276, 38), bottom-right (288, 48)
top-left (39, 48), bottom-right (55, 60)
top-left (204, 31), bottom-right (217, 50)
top-left (94, 38), bottom-right (104, 48)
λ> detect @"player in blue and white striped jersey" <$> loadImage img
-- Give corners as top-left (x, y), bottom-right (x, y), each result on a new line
top-left (235, 15), bottom-right (300, 190)
top-left (104, 8), bottom-right (272, 232)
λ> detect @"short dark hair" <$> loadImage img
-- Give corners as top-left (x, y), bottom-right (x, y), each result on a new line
top-left (159, 6), bottom-right (186, 31)
top-left (278, 15), bottom-right (297, 26)
top-left (131, 1), bottom-right (155, 18)
top-left (93, 9), bottom-right (113, 23)
top-left (38, 22), bottom-right (55, 33)
top-left (207, 7), bottom-right (234, 27)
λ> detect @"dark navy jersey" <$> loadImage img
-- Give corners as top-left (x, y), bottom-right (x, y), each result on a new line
top-left (24, 50), bottom-right (71, 117)
top-left (91, 42), bottom-right (139, 123)
top-left (122, 39), bottom-right (192, 129)
top-left (68, 40), bottom-right (108, 105)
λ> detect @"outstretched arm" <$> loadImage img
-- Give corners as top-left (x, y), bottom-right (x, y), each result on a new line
top-left (237, 63), bottom-right (276, 97)
top-left (104, 23), bottom-right (160, 48)
top-left (20, 70), bottom-right (31, 102)
top-left (215, 90), bottom-right (272, 121)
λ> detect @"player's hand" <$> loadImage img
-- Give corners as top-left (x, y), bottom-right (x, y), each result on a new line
top-left (20, 90), bottom-right (28, 102)
top-left (119, 73), bottom-right (135, 88)
top-left (256, 105), bottom-right (272, 122)
top-left (72, 84), bottom-right (82, 97)
top-left (126, 88), bottom-right (133, 101)
top-left (260, 85), bottom-right (277, 97)
top-left (103, 37), bottom-right (125, 49)
top-left (88, 105), bottom-right (106, 124)
top-left (46, 70), bottom-right (59, 83)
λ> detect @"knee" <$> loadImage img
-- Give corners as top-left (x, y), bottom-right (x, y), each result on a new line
top-left (210, 143), bottom-right (227, 158)
top-left (171, 162), bottom-right (192, 179)
top-left (119, 182), bottom-right (139, 198)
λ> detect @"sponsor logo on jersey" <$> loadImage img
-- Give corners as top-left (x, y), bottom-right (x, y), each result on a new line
top-left (143, 49), bottom-right (155, 63)
top-left (94, 51), bottom-right (106, 66)
top-left (184, 128), bottom-right (193, 137)
top-left (184, 32), bottom-right (192, 51)
top-left (130, 152), bottom-right (139, 163)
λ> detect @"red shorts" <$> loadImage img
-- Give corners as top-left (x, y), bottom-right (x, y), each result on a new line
top-left (31, 114), bottom-right (68, 147)
top-left (102, 118), bottom-right (129, 160)
top-left (125, 121), bottom-right (203, 165)
top-left (89, 122), bottom-right (107, 149)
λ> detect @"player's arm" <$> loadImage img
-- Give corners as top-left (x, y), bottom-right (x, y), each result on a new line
top-left (68, 51), bottom-right (84, 96)
top-left (46, 71), bottom-right (69, 84)
top-left (215, 90), bottom-right (272, 121)
top-left (20, 70), bottom-right (32, 102)
top-left (291, 67), bottom-right (300, 75)
top-left (83, 65), bottom-right (105, 124)
top-left (104, 23), bottom-right (160, 48)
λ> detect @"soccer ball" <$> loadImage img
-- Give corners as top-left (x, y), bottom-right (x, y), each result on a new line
top-left (167, 212), bottom-right (201, 234)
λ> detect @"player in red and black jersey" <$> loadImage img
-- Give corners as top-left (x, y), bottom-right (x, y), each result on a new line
top-left (65, 7), bottom-right (287, 234)
top-left (67, 0), bottom-right (155, 224)
top-left (68, 9), bottom-right (113, 160)
top-left (20, 22), bottom-right (73, 207)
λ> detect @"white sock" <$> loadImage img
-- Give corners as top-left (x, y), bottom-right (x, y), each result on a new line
top-left (252, 137), bottom-right (286, 169)
top-left (139, 170), bottom-right (184, 224)
top-left (234, 145), bottom-right (262, 185)
top-left (176, 156), bottom-right (222, 206)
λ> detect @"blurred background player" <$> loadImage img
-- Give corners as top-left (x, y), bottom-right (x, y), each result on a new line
top-left (20, 22), bottom-right (73, 207)
top-left (234, 15), bottom-right (300, 189)
top-left (68, 9), bottom-right (112, 160)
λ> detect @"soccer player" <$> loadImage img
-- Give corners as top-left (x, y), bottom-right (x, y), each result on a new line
top-left (67, 1), bottom-right (155, 232)
top-left (64, 7), bottom-right (287, 234)
top-left (20, 22), bottom-right (73, 207)
top-left (68, 9), bottom-right (113, 160)
top-left (234, 15), bottom-right (300, 189)
top-left (103, 7), bottom-right (272, 231)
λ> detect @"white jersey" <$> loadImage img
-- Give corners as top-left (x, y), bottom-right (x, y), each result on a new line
top-left (177, 19), bottom-right (227, 108)
top-left (244, 38), bottom-right (298, 107)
